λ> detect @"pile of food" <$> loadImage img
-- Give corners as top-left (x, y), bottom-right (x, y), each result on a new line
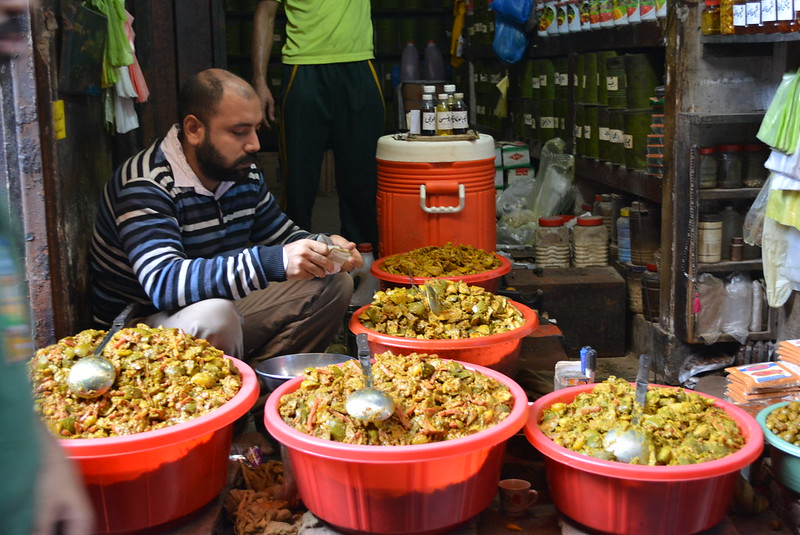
top-left (358, 279), bottom-right (524, 339)
top-left (278, 351), bottom-right (514, 445)
top-left (764, 400), bottom-right (800, 446)
top-left (30, 324), bottom-right (242, 439)
top-left (379, 242), bottom-right (500, 278)
top-left (538, 377), bottom-right (746, 465)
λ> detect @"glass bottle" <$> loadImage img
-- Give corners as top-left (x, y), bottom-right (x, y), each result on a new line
top-left (720, 0), bottom-right (736, 32)
top-left (717, 144), bottom-right (743, 188)
top-left (702, 0), bottom-right (721, 33)
top-left (617, 207), bottom-right (632, 263)
top-left (451, 92), bottom-right (469, 134)
top-left (698, 146), bottom-right (718, 188)
top-left (420, 94), bottom-right (436, 136)
top-left (435, 93), bottom-right (452, 135)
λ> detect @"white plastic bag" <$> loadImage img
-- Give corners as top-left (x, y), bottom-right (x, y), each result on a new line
top-left (762, 217), bottom-right (793, 307)
top-left (721, 272), bottom-right (752, 345)
top-left (743, 172), bottom-right (773, 246)
top-left (695, 273), bottom-right (725, 345)
top-left (528, 138), bottom-right (576, 221)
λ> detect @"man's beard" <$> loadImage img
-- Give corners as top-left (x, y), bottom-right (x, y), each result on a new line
top-left (196, 135), bottom-right (257, 184)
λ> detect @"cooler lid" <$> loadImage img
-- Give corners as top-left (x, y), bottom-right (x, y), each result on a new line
top-left (376, 133), bottom-right (496, 163)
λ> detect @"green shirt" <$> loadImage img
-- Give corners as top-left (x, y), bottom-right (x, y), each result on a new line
top-left (278, 0), bottom-right (374, 65)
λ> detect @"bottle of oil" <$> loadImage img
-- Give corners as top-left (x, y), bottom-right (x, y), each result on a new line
top-left (435, 92), bottom-right (452, 135)
top-left (451, 92), bottom-right (469, 134)
top-left (420, 94), bottom-right (436, 136)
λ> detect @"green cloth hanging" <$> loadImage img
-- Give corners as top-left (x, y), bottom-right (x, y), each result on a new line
top-left (757, 69), bottom-right (800, 155)
top-left (83, 0), bottom-right (132, 87)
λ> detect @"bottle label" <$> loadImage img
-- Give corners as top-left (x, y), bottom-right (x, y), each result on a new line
top-left (623, 133), bottom-right (633, 149)
top-left (606, 76), bottom-right (619, 91)
top-left (436, 110), bottom-right (452, 130)
top-left (584, 125), bottom-right (591, 139)
top-left (422, 111), bottom-right (436, 133)
top-left (532, 76), bottom-right (541, 89)
top-left (777, 0), bottom-right (792, 19)
top-left (610, 129), bottom-right (624, 144)
top-left (746, 1), bottom-right (761, 24)
top-left (452, 111), bottom-right (468, 130)
top-left (540, 74), bottom-right (548, 87)
top-left (575, 124), bottom-right (583, 138)
top-left (524, 113), bottom-right (533, 126)
top-left (761, 0), bottom-right (777, 21)
top-left (733, 3), bottom-right (746, 25)
top-left (599, 126), bottom-right (610, 141)
top-left (540, 116), bottom-right (556, 128)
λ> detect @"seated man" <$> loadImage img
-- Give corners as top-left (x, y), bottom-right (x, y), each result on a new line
top-left (89, 68), bottom-right (361, 364)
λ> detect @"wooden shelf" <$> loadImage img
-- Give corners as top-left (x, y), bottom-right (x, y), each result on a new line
top-left (680, 112), bottom-right (765, 125)
top-left (698, 187), bottom-right (762, 200)
top-left (702, 32), bottom-right (800, 44)
top-left (697, 259), bottom-right (763, 272)
top-left (575, 157), bottom-right (663, 203)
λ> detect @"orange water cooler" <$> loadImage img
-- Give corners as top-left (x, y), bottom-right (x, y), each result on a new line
top-left (376, 134), bottom-right (496, 257)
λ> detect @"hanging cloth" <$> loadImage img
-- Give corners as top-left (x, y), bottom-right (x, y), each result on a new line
top-left (84, 0), bottom-right (133, 87)
top-left (124, 10), bottom-right (149, 103)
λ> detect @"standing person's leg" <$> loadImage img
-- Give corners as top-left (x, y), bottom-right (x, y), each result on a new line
top-left (280, 64), bottom-right (331, 230)
top-left (236, 272), bottom-right (353, 364)
top-left (330, 61), bottom-right (384, 252)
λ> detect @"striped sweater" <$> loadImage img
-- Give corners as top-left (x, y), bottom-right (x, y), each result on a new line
top-left (89, 138), bottom-right (311, 326)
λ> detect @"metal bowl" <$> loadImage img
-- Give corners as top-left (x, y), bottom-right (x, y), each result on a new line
top-left (255, 353), bottom-right (355, 392)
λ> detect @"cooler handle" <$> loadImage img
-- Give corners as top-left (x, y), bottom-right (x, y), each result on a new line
top-left (419, 183), bottom-right (465, 214)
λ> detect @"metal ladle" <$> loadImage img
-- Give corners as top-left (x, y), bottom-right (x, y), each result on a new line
top-left (407, 269), bottom-right (441, 315)
top-left (603, 353), bottom-right (651, 463)
top-left (345, 333), bottom-right (395, 422)
top-left (66, 303), bottom-right (138, 399)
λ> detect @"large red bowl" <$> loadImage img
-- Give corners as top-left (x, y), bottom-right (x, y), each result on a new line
top-left (348, 298), bottom-right (538, 377)
top-left (525, 383), bottom-right (764, 535)
top-left (264, 360), bottom-right (529, 535)
top-left (60, 357), bottom-right (259, 534)
top-left (370, 252), bottom-right (511, 293)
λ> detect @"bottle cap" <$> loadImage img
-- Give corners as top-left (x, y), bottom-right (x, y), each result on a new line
top-left (422, 94), bottom-right (433, 100)
top-left (620, 207), bottom-right (630, 217)
top-left (646, 263), bottom-right (658, 272)
top-left (422, 85), bottom-right (436, 93)
top-left (438, 93), bottom-right (448, 100)
top-left (577, 215), bottom-right (604, 226)
top-left (444, 84), bottom-right (456, 93)
top-left (538, 216), bottom-right (564, 227)
top-left (698, 146), bottom-right (716, 154)
top-left (705, 0), bottom-right (719, 6)
top-left (454, 92), bottom-right (464, 98)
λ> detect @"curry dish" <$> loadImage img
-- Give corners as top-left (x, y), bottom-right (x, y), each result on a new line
top-left (765, 401), bottom-right (800, 446)
top-left (30, 324), bottom-right (242, 439)
top-left (358, 280), bottom-right (525, 339)
top-left (538, 377), bottom-right (745, 465)
top-left (379, 242), bottom-right (501, 278)
top-left (278, 352), bottom-right (514, 445)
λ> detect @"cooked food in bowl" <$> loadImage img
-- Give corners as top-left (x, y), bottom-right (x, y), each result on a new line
top-left (538, 377), bottom-right (746, 465)
top-left (358, 280), bottom-right (525, 339)
top-left (379, 242), bottom-right (501, 278)
top-left (277, 351), bottom-right (515, 445)
top-left (31, 324), bottom-right (242, 439)
top-left (764, 400), bottom-right (800, 445)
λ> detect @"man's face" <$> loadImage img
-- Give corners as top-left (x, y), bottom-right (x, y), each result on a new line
top-left (194, 90), bottom-right (263, 184)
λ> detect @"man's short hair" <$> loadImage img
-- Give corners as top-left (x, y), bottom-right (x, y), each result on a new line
top-left (177, 70), bottom-right (227, 127)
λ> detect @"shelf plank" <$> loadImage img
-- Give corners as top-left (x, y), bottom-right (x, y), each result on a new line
top-left (698, 187), bottom-right (762, 200)
top-left (679, 112), bottom-right (765, 125)
top-left (702, 33), bottom-right (800, 44)
top-left (575, 157), bottom-right (663, 203)
top-left (697, 259), bottom-right (763, 272)
top-left (530, 22), bottom-right (666, 57)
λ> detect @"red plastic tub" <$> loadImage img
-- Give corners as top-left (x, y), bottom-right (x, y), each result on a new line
top-left (348, 299), bottom-right (538, 377)
top-left (264, 361), bottom-right (529, 535)
top-left (525, 384), bottom-right (764, 535)
top-left (61, 357), bottom-right (259, 534)
top-left (370, 252), bottom-right (512, 293)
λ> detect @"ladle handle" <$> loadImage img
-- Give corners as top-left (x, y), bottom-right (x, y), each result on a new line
top-left (632, 353), bottom-right (651, 425)
top-left (93, 302), bottom-right (139, 357)
top-left (356, 333), bottom-right (374, 389)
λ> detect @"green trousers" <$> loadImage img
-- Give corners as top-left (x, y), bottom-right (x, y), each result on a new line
top-left (279, 61), bottom-right (385, 252)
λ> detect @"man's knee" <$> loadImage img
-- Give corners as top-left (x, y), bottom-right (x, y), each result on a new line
top-left (324, 272), bottom-right (354, 310)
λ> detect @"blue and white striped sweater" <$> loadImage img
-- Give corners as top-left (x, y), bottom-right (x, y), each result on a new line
top-left (89, 138), bottom-right (310, 326)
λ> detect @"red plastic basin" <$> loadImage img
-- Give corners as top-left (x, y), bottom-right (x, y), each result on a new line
top-left (61, 357), bottom-right (259, 534)
top-left (525, 384), bottom-right (764, 535)
top-left (348, 299), bottom-right (538, 377)
top-left (264, 361), bottom-right (529, 535)
top-left (370, 252), bottom-right (512, 293)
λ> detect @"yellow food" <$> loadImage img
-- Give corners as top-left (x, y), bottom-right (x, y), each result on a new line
top-left (765, 401), bottom-right (800, 446)
top-left (278, 351), bottom-right (514, 445)
top-left (30, 324), bottom-right (242, 439)
top-left (538, 377), bottom-right (745, 465)
top-left (358, 279), bottom-right (525, 339)
top-left (380, 242), bottom-right (500, 278)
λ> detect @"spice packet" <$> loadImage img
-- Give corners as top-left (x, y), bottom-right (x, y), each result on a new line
top-left (725, 361), bottom-right (800, 391)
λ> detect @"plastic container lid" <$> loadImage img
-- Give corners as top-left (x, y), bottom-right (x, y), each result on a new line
top-left (376, 133), bottom-right (495, 162)
top-left (716, 144), bottom-right (743, 153)
top-left (646, 263), bottom-right (658, 272)
top-left (699, 146), bottom-right (716, 154)
top-left (577, 215), bottom-right (604, 226)
top-left (539, 216), bottom-right (565, 227)
top-left (620, 207), bottom-right (630, 217)
top-left (357, 243), bottom-right (373, 253)
top-left (705, 0), bottom-right (719, 6)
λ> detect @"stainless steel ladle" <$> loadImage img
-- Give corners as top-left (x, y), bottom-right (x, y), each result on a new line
top-left (345, 333), bottom-right (395, 422)
top-left (66, 303), bottom-right (138, 399)
top-left (603, 353), bottom-right (651, 463)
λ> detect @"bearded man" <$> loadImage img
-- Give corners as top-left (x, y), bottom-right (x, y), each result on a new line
top-left (89, 68), bottom-right (360, 364)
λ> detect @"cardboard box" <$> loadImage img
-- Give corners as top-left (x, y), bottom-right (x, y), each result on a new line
top-left (500, 141), bottom-right (531, 168)
top-left (495, 168), bottom-right (505, 188)
top-left (505, 166), bottom-right (535, 184)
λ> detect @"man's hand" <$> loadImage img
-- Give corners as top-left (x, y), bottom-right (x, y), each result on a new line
top-left (284, 236), bottom-right (363, 280)
top-left (253, 79), bottom-right (276, 128)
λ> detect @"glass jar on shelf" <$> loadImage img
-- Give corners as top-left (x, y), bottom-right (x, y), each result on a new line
top-left (702, 0), bottom-right (721, 34)
top-left (742, 143), bottom-right (769, 188)
top-left (716, 144), bottom-right (743, 188)
top-left (698, 146), bottom-right (718, 189)
top-left (535, 216), bottom-right (571, 268)
top-left (720, 0), bottom-right (736, 33)
top-left (572, 215), bottom-right (609, 267)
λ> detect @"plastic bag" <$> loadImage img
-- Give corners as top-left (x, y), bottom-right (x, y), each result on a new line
top-left (757, 69), bottom-right (800, 155)
top-left (762, 216), bottom-right (793, 307)
top-left (496, 176), bottom-right (536, 216)
top-left (493, 13), bottom-right (528, 64)
top-left (496, 209), bottom-right (537, 246)
top-left (695, 273), bottom-right (725, 345)
top-left (721, 272), bottom-right (752, 345)
top-left (743, 172), bottom-right (773, 246)
top-left (528, 138), bottom-right (576, 221)
top-left (491, 0), bottom-right (534, 24)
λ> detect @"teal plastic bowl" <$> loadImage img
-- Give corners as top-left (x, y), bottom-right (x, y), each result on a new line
top-left (757, 401), bottom-right (800, 493)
